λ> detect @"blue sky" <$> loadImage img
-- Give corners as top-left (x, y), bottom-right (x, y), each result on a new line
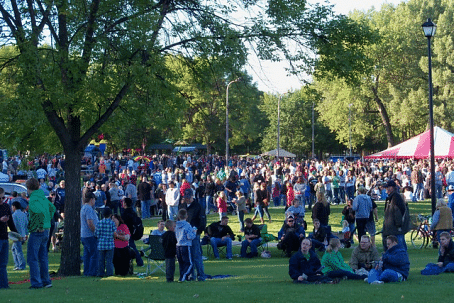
top-left (248, 0), bottom-right (408, 94)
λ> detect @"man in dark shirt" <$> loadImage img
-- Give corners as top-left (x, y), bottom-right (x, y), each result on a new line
top-left (240, 218), bottom-right (261, 258)
top-left (137, 176), bottom-right (152, 219)
top-left (121, 198), bottom-right (144, 267)
top-left (206, 216), bottom-right (235, 260)
top-left (0, 187), bottom-right (19, 289)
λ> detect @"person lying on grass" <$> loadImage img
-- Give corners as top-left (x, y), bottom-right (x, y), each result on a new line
top-left (421, 231), bottom-right (454, 275)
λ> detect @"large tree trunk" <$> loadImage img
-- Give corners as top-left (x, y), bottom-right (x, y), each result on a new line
top-left (371, 76), bottom-right (395, 148)
top-left (59, 144), bottom-right (83, 276)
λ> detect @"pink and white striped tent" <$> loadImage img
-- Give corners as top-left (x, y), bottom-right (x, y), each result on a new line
top-left (365, 126), bottom-right (454, 159)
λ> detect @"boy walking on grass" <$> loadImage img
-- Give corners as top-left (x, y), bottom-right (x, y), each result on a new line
top-left (162, 220), bottom-right (177, 282)
top-left (95, 208), bottom-right (117, 277)
top-left (175, 209), bottom-right (196, 282)
top-left (11, 201), bottom-right (28, 270)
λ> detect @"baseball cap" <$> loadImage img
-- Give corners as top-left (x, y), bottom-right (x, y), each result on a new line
top-left (385, 180), bottom-right (397, 188)
top-left (448, 185), bottom-right (454, 191)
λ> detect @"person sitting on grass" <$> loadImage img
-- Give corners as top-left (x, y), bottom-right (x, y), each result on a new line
top-left (277, 215), bottom-right (305, 257)
top-left (307, 219), bottom-right (327, 251)
top-left (349, 235), bottom-right (380, 274)
top-left (240, 218), bottom-right (262, 258)
top-left (421, 231), bottom-right (454, 275)
top-left (367, 235), bottom-right (410, 284)
top-left (321, 238), bottom-right (367, 281)
top-left (289, 239), bottom-right (335, 284)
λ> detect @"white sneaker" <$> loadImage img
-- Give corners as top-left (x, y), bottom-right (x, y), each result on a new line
top-left (370, 280), bottom-right (384, 285)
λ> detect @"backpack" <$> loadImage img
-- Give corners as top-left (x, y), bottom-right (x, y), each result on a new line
top-left (131, 215), bottom-right (144, 241)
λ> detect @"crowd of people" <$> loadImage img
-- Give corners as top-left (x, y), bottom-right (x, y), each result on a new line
top-left (2, 152), bottom-right (454, 287)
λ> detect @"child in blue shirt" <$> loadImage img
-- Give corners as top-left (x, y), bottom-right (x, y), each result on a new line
top-left (175, 209), bottom-right (196, 282)
top-left (94, 208), bottom-right (117, 277)
top-left (11, 201), bottom-right (28, 270)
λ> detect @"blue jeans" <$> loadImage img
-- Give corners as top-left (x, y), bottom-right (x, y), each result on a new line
top-left (339, 187), bottom-right (345, 203)
top-left (368, 268), bottom-right (402, 283)
top-left (12, 240), bottom-right (26, 270)
top-left (238, 210), bottom-right (245, 232)
top-left (168, 205), bottom-right (179, 220)
top-left (97, 249), bottom-right (114, 277)
top-left (435, 184), bottom-right (443, 199)
top-left (210, 237), bottom-right (232, 259)
top-left (81, 236), bottom-right (98, 276)
top-left (27, 230), bottom-right (51, 288)
top-left (241, 238), bottom-right (262, 257)
top-left (111, 200), bottom-right (120, 215)
top-left (327, 270), bottom-right (365, 280)
top-left (413, 183), bottom-right (424, 201)
top-left (199, 197), bottom-right (206, 212)
top-left (190, 235), bottom-right (205, 281)
top-left (206, 195), bottom-right (216, 214)
top-left (273, 197), bottom-right (280, 207)
top-left (254, 205), bottom-right (264, 219)
top-left (332, 188), bottom-right (339, 204)
top-left (141, 199), bottom-right (151, 219)
top-left (346, 186), bottom-right (355, 200)
top-left (129, 237), bottom-right (144, 266)
top-left (0, 239), bottom-right (9, 289)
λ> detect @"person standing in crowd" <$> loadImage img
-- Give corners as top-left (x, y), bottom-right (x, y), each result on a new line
top-left (26, 178), bottom-right (56, 289)
top-left (95, 208), bottom-right (117, 277)
top-left (162, 220), bottom-right (177, 282)
top-left (352, 187), bottom-right (373, 240)
top-left (166, 181), bottom-right (180, 220)
top-left (179, 188), bottom-right (206, 281)
top-left (137, 176), bottom-right (152, 219)
top-left (11, 201), bottom-right (28, 271)
top-left (383, 180), bottom-right (410, 250)
top-left (80, 192), bottom-right (98, 276)
top-left (121, 198), bottom-right (144, 267)
top-left (109, 182), bottom-right (122, 216)
top-left (234, 190), bottom-right (247, 233)
top-left (0, 187), bottom-right (20, 289)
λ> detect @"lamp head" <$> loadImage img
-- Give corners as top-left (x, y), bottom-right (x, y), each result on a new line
top-left (422, 18), bottom-right (437, 38)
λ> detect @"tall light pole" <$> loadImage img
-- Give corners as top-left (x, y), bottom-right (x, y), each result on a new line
top-left (422, 19), bottom-right (437, 215)
top-left (226, 78), bottom-right (240, 163)
top-left (348, 103), bottom-right (353, 157)
top-left (311, 102), bottom-right (315, 159)
top-left (277, 92), bottom-right (288, 159)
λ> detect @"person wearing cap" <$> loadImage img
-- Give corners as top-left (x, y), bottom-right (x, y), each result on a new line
top-left (277, 215), bottom-right (305, 257)
top-left (383, 180), bottom-right (411, 251)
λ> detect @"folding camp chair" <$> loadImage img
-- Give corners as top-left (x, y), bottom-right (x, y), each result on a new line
top-left (146, 235), bottom-right (166, 275)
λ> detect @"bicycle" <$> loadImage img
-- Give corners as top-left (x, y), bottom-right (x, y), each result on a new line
top-left (410, 214), bottom-right (432, 249)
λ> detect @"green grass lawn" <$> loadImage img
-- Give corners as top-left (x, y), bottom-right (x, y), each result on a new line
top-left (2, 201), bottom-right (450, 302)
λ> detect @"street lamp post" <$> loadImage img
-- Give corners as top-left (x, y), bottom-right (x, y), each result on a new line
top-left (422, 18), bottom-right (437, 214)
top-left (349, 103), bottom-right (353, 157)
top-left (226, 78), bottom-right (240, 164)
top-left (277, 92), bottom-right (288, 159)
